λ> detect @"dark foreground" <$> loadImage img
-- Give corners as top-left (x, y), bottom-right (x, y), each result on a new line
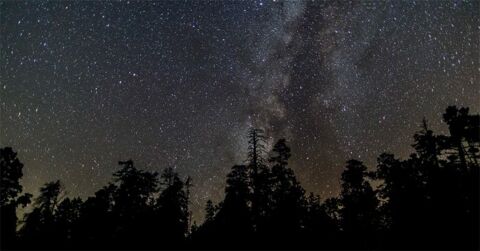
top-left (1, 106), bottom-right (478, 250)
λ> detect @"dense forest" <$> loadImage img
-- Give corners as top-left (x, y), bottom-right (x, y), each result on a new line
top-left (0, 105), bottom-right (478, 250)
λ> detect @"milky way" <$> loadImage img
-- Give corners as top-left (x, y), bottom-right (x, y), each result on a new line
top-left (1, 0), bottom-right (478, 222)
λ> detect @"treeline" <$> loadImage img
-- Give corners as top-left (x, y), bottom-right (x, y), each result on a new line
top-left (0, 106), bottom-right (478, 250)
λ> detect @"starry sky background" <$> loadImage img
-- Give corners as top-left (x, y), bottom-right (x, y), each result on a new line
top-left (1, 0), bottom-right (479, 222)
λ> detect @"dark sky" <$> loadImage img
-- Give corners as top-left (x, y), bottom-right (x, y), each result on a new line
top-left (1, 0), bottom-right (479, 222)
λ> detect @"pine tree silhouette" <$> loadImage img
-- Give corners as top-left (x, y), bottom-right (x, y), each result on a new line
top-left (339, 160), bottom-right (379, 249)
top-left (1, 106), bottom-right (479, 250)
top-left (246, 128), bottom-right (270, 234)
top-left (261, 139), bottom-right (306, 247)
top-left (156, 167), bottom-right (190, 248)
top-left (0, 147), bottom-right (32, 249)
top-left (20, 180), bottom-right (64, 249)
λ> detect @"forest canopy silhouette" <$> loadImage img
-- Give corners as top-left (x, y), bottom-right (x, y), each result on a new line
top-left (0, 105), bottom-right (478, 250)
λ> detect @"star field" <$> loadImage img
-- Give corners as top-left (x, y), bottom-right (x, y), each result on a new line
top-left (1, 0), bottom-right (478, 222)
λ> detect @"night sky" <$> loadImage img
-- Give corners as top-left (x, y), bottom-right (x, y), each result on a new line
top-left (1, 0), bottom-right (479, 222)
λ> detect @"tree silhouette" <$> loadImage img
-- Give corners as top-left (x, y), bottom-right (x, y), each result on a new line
top-left (54, 197), bottom-right (83, 248)
top-left (112, 160), bottom-right (159, 248)
top-left (204, 199), bottom-right (218, 223)
top-left (443, 106), bottom-right (473, 166)
top-left (261, 139), bottom-right (306, 246)
top-left (1, 106), bottom-right (478, 250)
top-left (155, 167), bottom-right (190, 248)
top-left (216, 164), bottom-right (253, 242)
top-left (339, 159), bottom-right (379, 249)
top-left (374, 152), bottom-right (427, 248)
top-left (413, 118), bottom-right (441, 166)
top-left (303, 194), bottom-right (339, 249)
top-left (1, 147), bottom-right (26, 206)
top-left (0, 147), bottom-right (32, 249)
top-left (19, 180), bottom-right (64, 249)
top-left (246, 128), bottom-right (270, 234)
top-left (370, 107), bottom-right (479, 249)
top-left (438, 106), bottom-right (479, 249)
top-left (76, 183), bottom-right (117, 248)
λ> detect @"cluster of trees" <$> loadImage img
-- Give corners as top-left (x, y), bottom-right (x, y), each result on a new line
top-left (0, 106), bottom-right (478, 250)
top-left (1, 158), bottom-right (192, 249)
